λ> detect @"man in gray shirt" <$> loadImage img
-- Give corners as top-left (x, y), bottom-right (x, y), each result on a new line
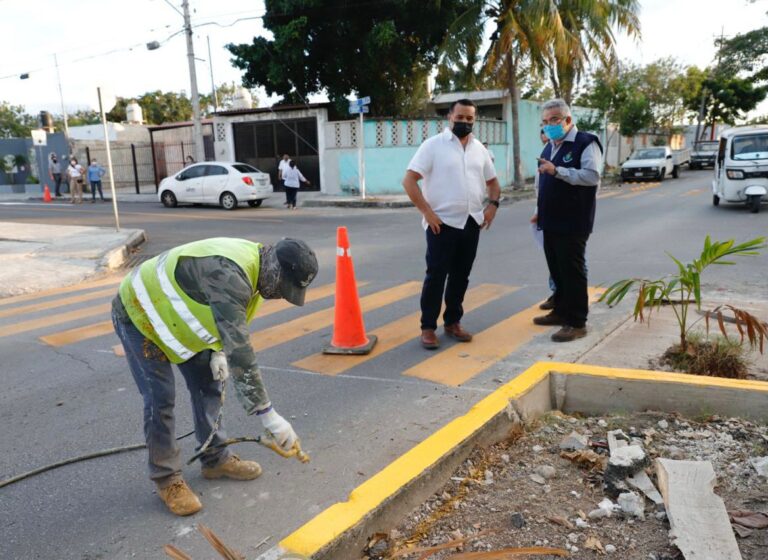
top-left (48, 153), bottom-right (62, 197)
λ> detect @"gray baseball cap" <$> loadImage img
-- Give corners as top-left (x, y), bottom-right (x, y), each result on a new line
top-left (275, 238), bottom-right (318, 306)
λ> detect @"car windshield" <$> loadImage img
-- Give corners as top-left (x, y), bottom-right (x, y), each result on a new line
top-left (694, 142), bottom-right (718, 152)
top-left (233, 164), bottom-right (261, 174)
top-left (631, 149), bottom-right (665, 159)
top-left (732, 133), bottom-right (768, 160)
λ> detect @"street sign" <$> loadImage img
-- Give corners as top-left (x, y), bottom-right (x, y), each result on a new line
top-left (348, 105), bottom-right (370, 114)
top-left (350, 96), bottom-right (371, 107)
top-left (31, 129), bottom-right (47, 146)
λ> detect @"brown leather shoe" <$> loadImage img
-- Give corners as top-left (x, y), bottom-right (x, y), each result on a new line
top-left (539, 295), bottom-right (555, 310)
top-left (202, 455), bottom-right (262, 481)
top-left (156, 479), bottom-right (202, 516)
top-left (551, 326), bottom-right (587, 342)
top-left (421, 329), bottom-right (440, 349)
top-left (444, 323), bottom-right (473, 342)
top-left (533, 312), bottom-right (566, 326)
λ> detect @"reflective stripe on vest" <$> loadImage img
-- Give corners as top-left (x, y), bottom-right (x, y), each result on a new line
top-left (130, 267), bottom-right (196, 360)
top-left (155, 253), bottom-right (218, 345)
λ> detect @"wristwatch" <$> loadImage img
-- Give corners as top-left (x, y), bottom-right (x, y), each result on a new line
top-left (488, 200), bottom-right (500, 208)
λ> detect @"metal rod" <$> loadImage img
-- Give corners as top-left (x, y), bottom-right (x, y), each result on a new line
top-left (131, 144), bottom-right (140, 194)
top-left (207, 35), bottom-right (218, 112)
top-left (53, 54), bottom-right (70, 152)
top-left (98, 87), bottom-right (120, 231)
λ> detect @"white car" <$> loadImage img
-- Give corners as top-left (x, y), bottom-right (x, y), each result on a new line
top-left (158, 162), bottom-right (273, 210)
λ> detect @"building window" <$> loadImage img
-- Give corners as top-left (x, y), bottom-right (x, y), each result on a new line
top-left (215, 122), bottom-right (227, 142)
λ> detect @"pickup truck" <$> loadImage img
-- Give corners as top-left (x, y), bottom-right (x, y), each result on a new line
top-left (689, 140), bottom-right (719, 169)
top-left (620, 146), bottom-right (691, 181)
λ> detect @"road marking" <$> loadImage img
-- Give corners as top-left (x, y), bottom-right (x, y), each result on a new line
top-left (682, 188), bottom-right (703, 196)
top-left (0, 287), bottom-right (115, 319)
top-left (597, 191), bottom-right (622, 199)
top-left (403, 288), bottom-right (603, 386)
top-left (0, 303), bottom-right (112, 338)
top-left (251, 281), bottom-right (422, 352)
top-left (0, 276), bottom-right (123, 306)
top-left (292, 284), bottom-right (519, 375)
top-left (615, 183), bottom-right (662, 200)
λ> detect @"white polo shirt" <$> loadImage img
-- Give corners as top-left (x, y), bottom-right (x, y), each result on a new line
top-left (407, 128), bottom-right (496, 230)
top-left (278, 159), bottom-right (291, 179)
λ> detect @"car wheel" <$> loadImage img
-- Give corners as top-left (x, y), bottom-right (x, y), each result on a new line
top-left (659, 169), bottom-right (666, 181)
top-left (220, 192), bottom-right (238, 210)
top-left (247, 199), bottom-right (263, 208)
top-left (712, 194), bottom-right (720, 207)
top-left (672, 165), bottom-right (680, 179)
top-left (690, 163), bottom-right (699, 170)
top-left (161, 190), bottom-right (177, 208)
top-left (750, 195), bottom-right (761, 214)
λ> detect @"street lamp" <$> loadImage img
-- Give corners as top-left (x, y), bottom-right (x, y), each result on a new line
top-left (147, 0), bottom-right (205, 163)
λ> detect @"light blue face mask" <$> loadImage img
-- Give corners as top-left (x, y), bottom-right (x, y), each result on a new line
top-left (543, 123), bottom-right (566, 141)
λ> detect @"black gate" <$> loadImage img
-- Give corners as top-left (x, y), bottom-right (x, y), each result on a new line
top-left (233, 118), bottom-right (320, 191)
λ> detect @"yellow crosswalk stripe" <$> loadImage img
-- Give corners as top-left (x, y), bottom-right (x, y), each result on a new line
top-left (250, 281), bottom-right (422, 352)
top-left (403, 289), bottom-right (603, 387)
top-left (0, 287), bottom-right (115, 319)
top-left (0, 276), bottom-right (123, 307)
top-left (597, 191), bottom-right (622, 200)
top-left (0, 303), bottom-right (112, 338)
top-left (292, 284), bottom-right (519, 376)
top-left (42, 282), bottom-right (348, 348)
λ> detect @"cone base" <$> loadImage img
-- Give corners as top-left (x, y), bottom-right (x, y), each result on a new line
top-left (323, 334), bottom-right (378, 355)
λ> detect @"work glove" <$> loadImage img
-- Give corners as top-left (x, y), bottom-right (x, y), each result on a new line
top-left (260, 408), bottom-right (298, 451)
top-left (209, 351), bottom-right (229, 382)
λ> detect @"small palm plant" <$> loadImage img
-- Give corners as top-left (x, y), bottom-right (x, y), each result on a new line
top-left (600, 236), bottom-right (768, 353)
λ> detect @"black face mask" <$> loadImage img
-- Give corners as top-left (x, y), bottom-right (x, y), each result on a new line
top-left (452, 121), bottom-right (473, 139)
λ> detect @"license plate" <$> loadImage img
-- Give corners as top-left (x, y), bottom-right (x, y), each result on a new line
top-left (635, 172), bottom-right (643, 177)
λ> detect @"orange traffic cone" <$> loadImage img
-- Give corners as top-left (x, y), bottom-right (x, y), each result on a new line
top-left (323, 226), bottom-right (377, 355)
top-left (43, 185), bottom-right (52, 203)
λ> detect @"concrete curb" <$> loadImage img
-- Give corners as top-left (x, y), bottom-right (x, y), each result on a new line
top-left (260, 362), bottom-right (768, 560)
top-left (300, 190), bottom-right (536, 209)
top-left (99, 229), bottom-right (147, 270)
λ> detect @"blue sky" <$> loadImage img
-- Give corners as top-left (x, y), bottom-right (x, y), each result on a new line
top-left (0, 0), bottom-right (766, 116)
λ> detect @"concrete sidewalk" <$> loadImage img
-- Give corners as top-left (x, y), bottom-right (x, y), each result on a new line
top-left (0, 221), bottom-right (145, 298)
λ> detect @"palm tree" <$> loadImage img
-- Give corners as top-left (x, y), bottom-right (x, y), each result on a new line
top-left (543, 0), bottom-right (641, 105)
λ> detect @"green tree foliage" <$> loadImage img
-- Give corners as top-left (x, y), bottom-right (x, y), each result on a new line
top-left (200, 83), bottom-right (260, 113)
top-left (107, 91), bottom-right (193, 124)
top-left (226, 0), bottom-right (468, 116)
top-left (0, 101), bottom-right (36, 138)
top-left (717, 26), bottom-right (768, 83)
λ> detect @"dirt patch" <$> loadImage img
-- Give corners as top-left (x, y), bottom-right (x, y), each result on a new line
top-left (376, 411), bottom-right (768, 559)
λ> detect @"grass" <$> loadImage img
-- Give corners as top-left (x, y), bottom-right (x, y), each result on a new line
top-left (661, 333), bottom-right (751, 379)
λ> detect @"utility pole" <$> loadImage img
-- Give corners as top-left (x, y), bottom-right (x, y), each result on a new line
top-left (53, 54), bottom-right (70, 154)
top-left (182, 0), bottom-right (205, 162)
top-left (207, 36), bottom-right (219, 112)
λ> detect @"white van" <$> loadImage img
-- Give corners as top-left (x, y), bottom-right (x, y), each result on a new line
top-left (713, 125), bottom-right (768, 213)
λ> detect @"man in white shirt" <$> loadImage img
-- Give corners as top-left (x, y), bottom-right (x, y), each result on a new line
top-left (278, 154), bottom-right (292, 206)
top-left (402, 99), bottom-right (501, 349)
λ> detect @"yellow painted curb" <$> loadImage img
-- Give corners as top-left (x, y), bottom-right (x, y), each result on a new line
top-left (279, 361), bottom-right (768, 557)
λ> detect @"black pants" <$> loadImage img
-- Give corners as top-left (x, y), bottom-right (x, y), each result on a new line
top-left (543, 230), bottom-right (589, 328)
top-left (285, 187), bottom-right (298, 207)
top-left (52, 173), bottom-right (62, 196)
top-left (91, 180), bottom-right (104, 200)
top-left (420, 218), bottom-right (480, 330)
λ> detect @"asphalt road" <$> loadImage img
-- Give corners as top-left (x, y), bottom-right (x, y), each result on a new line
top-left (0, 171), bottom-right (766, 559)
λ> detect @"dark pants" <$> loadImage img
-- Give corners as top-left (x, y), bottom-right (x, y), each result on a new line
top-left (90, 180), bottom-right (104, 200)
top-left (285, 186), bottom-right (298, 207)
top-left (112, 310), bottom-right (230, 485)
top-left (420, 218), bottom-right (480, 330)
top-left (543, 230), bottom-right (589, 328)
top-left (52, 173), bottom-right (62, 196)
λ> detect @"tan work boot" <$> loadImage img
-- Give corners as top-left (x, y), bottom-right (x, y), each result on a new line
top-left (156, 479), bottom-right (202, 516)
top-left (202, 455), bottom-right (263, 481)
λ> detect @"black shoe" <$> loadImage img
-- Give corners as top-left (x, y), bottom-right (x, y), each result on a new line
top-left (533, 312), bottom-right (566, 326)
top-left (539, 295), bottom-right (555, 310)
top-left (551, 326), bottom-right (587, 342)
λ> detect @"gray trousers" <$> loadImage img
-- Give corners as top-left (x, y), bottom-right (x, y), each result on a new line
top-left (112, 310), bottom-right (231, 486)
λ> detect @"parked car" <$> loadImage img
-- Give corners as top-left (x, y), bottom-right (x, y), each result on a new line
top-left (689, 141), bottom-right (719, 169)
top-left (620, 146), bottom-right (691, 181)
top-left (712, 125), bottom-right (768, 213)
top-left (158, 162), bottom-right (273, 210)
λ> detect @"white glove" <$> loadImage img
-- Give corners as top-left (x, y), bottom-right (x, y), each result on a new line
top-left (209, 351), bottom-right (229, 382)
top-left (260, 408), bottom-right (298, 451)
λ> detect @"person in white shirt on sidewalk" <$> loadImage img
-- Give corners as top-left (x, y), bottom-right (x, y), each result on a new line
top-left (402, 98), bottom-right (501, 350)
top-left (278, 154), bottom-right (292, 206)
top-left (282, 160), bottom-right (309, 209)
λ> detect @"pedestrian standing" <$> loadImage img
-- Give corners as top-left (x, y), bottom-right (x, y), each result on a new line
top-left (67, 157), bottom-right (85, 204)
top-left (533, 99), bottom-right (602, 342)
top-left (112, 237), bottom-right (318, 516)
top-left (48, 153), bottom-right (62, 197)
top-left (532, 128), bottom-right (557, 311)
top-left (278, 154), bottom-right (291, 206)
top-left (282, 160), bottom-right (309, 210)
top-left (402, 98), bottom-right (501, 350)
top-left (88, 158), bottom-right (106, 202)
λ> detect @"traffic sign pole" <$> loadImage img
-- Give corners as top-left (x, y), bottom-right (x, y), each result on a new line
top-left (359, 111), bottom-right (366, 199)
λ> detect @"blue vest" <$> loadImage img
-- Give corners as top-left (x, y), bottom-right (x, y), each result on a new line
top-left (537, 131), bottom-right (602, 235)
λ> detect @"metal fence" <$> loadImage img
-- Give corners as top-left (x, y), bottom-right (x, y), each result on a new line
top-left (80, 143), bottom-right (154, 193)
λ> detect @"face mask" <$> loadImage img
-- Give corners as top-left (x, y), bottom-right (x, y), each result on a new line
top-left (70, 161), bottom-right (76, 166)
top-left (543, 123), bottom-right (567, 141)
top-left (451, 121), bottom-right (473, 139)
